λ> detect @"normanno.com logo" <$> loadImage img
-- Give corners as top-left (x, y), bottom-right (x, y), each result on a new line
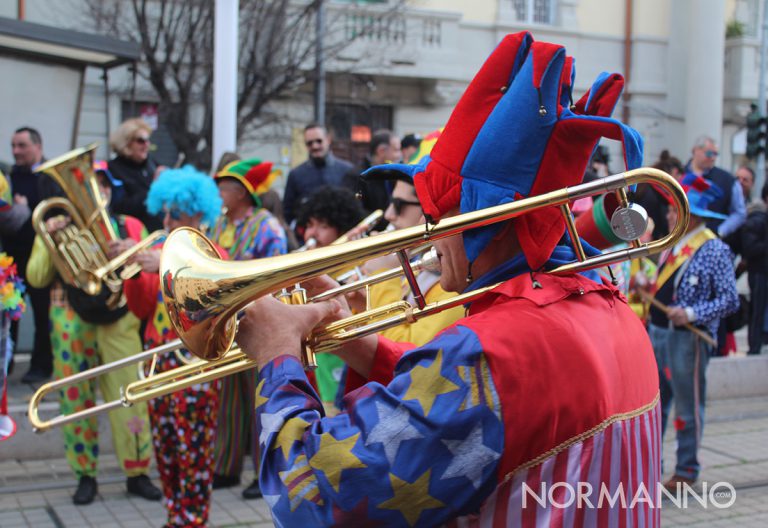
top-left (522, 482), bottom-right (737, 509)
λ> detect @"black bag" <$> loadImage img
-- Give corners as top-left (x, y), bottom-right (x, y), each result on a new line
top-left (724, 293), bottom-right (750, 333)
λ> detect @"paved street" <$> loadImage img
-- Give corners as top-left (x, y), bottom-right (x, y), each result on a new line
top-left (1, 395), bottom-right (766, 527)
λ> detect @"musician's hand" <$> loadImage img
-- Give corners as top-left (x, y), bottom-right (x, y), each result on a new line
top-left (13, 194), bottom-right (28, 207)
top-left (667, 306), bottom-right (690, 326)
top-left (236, 295), bottom-right (342, 366)
top-left (107, 239), bottom-right (136, 259)
top-left (134, 249), bottom-right (161, 273)
top-left (45, 216), bottom-right (69, 234)
top-left (342, 225), bottom-right (368, 241)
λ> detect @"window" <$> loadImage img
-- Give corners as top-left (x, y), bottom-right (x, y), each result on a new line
top-left (512, 0), bottom-right (556, 25)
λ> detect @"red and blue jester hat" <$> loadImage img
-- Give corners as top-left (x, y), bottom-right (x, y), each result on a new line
top-left (365, 32), bottom-right (643, 270)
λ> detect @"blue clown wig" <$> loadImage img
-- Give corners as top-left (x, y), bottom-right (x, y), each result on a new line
top-left (146, 165), bottom-right (222, 225)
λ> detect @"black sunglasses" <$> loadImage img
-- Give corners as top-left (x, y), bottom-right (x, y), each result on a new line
top-left (391, 197), bottom-right (421, 215)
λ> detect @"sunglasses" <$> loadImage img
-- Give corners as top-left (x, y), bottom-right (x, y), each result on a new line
top-left (133, 136), bottom-right (150, 145)
top-left (305, 138), bottom-right (323, 147)
top-left (164, 207), bottom-right (183, 220)
top-left (391, 197), bottom-right (421, 215)
top-left (704, 150), bottom-right (718, 158)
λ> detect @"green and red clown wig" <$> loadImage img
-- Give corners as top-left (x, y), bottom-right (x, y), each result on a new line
top-left (214, 158), bottom-right (280, 208)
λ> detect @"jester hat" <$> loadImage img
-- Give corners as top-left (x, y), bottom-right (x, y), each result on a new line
top-left (215, 158), bottom-right (280, 208)
top-left (364, 32), bottom-right (643, 269)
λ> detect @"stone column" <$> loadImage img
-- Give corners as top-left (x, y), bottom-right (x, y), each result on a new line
top-left (684, 0), bottom-right (727, 150)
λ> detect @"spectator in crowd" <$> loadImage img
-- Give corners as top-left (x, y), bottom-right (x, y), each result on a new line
top-left (647, 175), bottom-right (739, 490)
top-left (208, 158), bottom-right (288, 499)
top-left (736, 165), bottom-right (755, 204)
top-left (400, 133), bottom-right (422, 163)
top-left (108, 118), bottom-right (164, 232)
top-left (634, 149), bottom-right (684, 241)
top-left (739, 182), bottom-right (768, 355)
top-left (358, 129), bottom-right (402, 230)
top-left (26, 165), bottom-right (160, 505)
top-left (124, 166), bottom-right (225, 526)
top-left (282, 123), bottom-right (356, 224)
top-left (1, 127), bottom-right (56, 383)
top-left (684, 135), bottom-right (746, 238)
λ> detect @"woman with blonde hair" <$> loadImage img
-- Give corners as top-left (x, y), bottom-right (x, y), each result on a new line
top-left (108, 118), bottom-right (164, 231)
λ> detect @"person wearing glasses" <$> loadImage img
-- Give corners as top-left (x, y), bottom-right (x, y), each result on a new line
top-left (337, 130), bottom-right (464, 395)
top-left (684, 135), bottom-right (746, 238)
top-left (124, 166), bottom-right (226, 527)
top-left (108, 118), bottom-right (165, 231)
top-left (282, 123), bottom-right (357, 224)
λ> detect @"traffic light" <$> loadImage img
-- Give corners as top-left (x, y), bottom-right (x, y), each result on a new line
top-left (746, 103), bottom-right (766, 159)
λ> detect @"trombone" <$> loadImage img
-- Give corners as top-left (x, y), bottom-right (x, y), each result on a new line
top-left (28, 168), bottom-right (689, 431)
top-left (160, 168), bottom-right (688, 364)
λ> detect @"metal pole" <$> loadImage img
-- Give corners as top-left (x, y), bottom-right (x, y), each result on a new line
top-left (314, 0), bottom-right (326, 125)
top-left (213, 0), bottom-right (239, 169)
top-left (757, 0), bottom-right (768, 193)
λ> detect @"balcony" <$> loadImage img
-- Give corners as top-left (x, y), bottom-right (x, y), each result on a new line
top-left (723, 36), bottom-right (761, 121)
top-left (324, 3), bottom-right (463, 80)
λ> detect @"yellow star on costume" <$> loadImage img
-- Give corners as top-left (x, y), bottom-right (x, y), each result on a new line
top-left (273, 417), bottom-right (310, 461)
top-left (403, 349), bottom-right (460, 416)
top-left (377, 469), bottom-right (445, 526)
top-left (254, 379), bottom-right (269, 410)
top-left (308, 432), bottom-right (366, 493)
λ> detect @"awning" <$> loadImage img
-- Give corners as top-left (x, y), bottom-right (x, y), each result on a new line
top-left (0, 16), bottom-right (140, 69)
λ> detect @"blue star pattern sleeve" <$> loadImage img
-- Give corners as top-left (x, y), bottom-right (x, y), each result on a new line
top-left (255, 326), bottom-right (504, 527)
top-left (677, 239), bottom-right (739, 336)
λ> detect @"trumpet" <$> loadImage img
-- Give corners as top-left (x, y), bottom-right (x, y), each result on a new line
top-left (29, 168), bottom-right (689, 431)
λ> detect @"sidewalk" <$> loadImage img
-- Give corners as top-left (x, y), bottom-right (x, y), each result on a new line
top-left (1, 396), bottom-right (766, 527)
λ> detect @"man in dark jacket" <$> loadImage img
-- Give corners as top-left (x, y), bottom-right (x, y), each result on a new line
top-left (739, 183), bottom-right (768, 354)
top-left (282, 123), bottom-right (356, 224)
top-left (1, 127), bottom-right (55, 382)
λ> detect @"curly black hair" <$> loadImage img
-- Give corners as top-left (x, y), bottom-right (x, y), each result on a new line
top-left (296, 186), bottom-right (366, 234)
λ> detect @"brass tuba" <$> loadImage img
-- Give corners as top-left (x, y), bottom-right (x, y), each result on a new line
top-left (31, 144), bottom-right (160, 308)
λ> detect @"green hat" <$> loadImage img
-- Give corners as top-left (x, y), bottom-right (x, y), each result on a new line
top-left (215, 158), bottom-right (280, 206)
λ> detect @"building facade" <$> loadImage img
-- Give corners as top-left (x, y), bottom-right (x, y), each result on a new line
top-left (0, 0), bottom-right (761, 191)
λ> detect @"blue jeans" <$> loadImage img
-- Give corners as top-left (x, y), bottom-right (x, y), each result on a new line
top-left (649, 324), bottom-right (710, 480)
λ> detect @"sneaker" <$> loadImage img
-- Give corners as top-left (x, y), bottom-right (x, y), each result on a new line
top-left (212, 473), bottom-right (240, 489)
top-left (21, 368), bottom-right (51, 384)
top-left (126, 475), bottom-right (162, 501)
top-left (663, 475), bottom-right (696, 494)
top-left (73, 476), bottom-right (98, 505)
top-left (242, 479), bottom-right (263, 499)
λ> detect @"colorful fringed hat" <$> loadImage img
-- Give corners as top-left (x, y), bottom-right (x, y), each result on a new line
top-left (364, 32), bottom-right (644, 270)
top-left (215, 158), bottom-right (280, 207)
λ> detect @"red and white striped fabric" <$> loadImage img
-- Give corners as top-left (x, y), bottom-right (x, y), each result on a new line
top-left (446, 401), bottom-right (662, 528)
